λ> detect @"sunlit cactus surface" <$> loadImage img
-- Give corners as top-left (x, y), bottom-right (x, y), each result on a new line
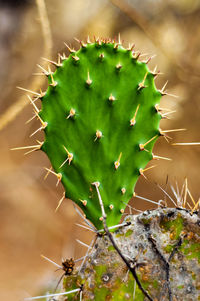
top-left (38, 38), bottom-right (162, 229)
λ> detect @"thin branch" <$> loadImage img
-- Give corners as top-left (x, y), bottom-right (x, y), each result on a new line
top-left (54, 273), bottom-right (65, 293)
top-left (92, 182), bottom-right (153, 301)
top-left (146, 231), bottom-right (172, 301)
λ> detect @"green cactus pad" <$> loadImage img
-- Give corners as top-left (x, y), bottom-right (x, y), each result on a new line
top-left (40, 40), bottom-right (162, 229)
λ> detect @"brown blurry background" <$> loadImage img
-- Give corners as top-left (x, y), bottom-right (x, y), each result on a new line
top-left (0, 0), bottom-right (200, 300)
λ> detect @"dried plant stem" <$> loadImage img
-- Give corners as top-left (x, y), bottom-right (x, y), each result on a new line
top-left (0, 0), bottom-right (52, 131)
top-left (92, 182), bottom-right (153, 301)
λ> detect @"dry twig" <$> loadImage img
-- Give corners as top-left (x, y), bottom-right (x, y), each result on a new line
top-left (0, 0), bottom-right (52, 131)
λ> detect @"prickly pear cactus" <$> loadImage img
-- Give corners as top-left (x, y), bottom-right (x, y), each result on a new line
top-left (39, 39), bottom-right (162, 229)
top-left (17, 38), bottom-right (200, 301)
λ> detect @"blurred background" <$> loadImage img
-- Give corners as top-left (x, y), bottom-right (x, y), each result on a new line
top-left (0, 0), bottom-right (199, 300)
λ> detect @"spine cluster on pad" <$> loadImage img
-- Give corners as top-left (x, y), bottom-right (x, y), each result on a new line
top-left (33, 39), bottom-right (163, 229)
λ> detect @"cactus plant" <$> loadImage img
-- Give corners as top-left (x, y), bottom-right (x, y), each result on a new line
top-left (15, 37), bottom-right (200, 301)
top-left (38, 38), bottom-right (162, 229)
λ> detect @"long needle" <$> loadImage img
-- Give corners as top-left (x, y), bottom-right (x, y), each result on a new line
top-left (41, 254), bottom-right (62, 268)
top-left (24, 288), bottom-right (81, 300)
